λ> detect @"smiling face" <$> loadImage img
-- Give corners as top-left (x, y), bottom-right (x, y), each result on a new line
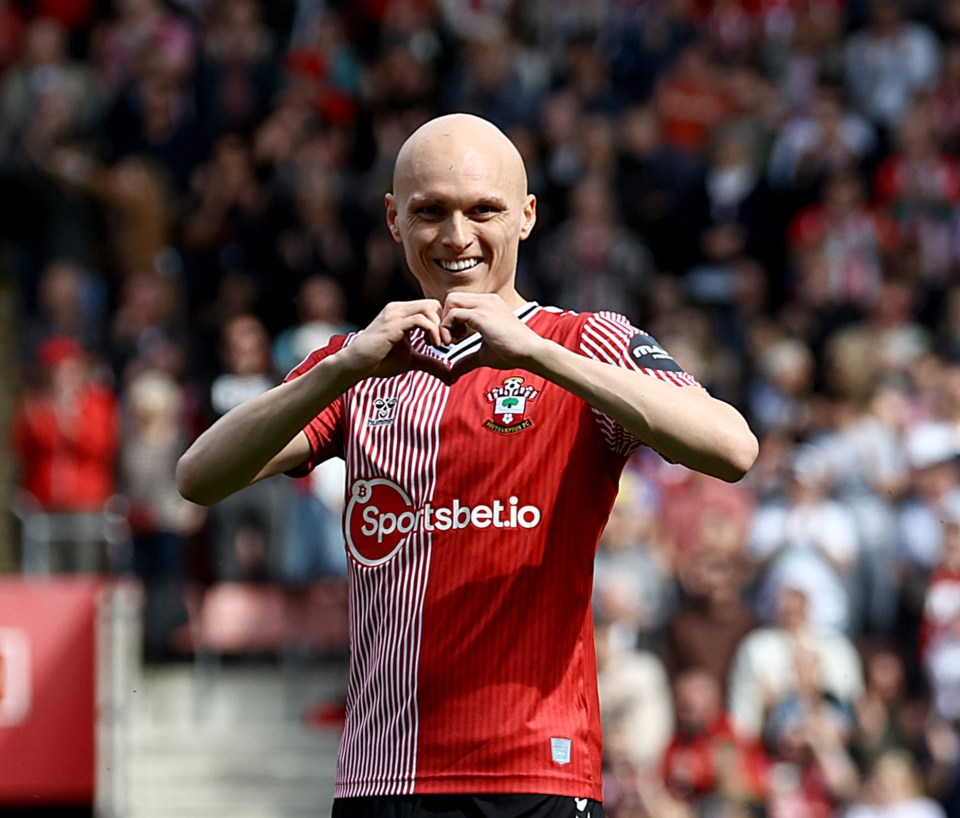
top-left (385, 114), bottom-right (536, 307)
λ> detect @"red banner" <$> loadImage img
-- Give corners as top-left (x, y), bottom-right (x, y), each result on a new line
top-left (0, 578), bottom-right (101, 805)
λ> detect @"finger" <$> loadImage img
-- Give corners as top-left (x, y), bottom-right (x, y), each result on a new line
top-left (405, 313), bottom-right (444, 347)
top-left (439, 306), bottom-right (479, 345)
top-left (441, 292), bottom-right (489, 310)
top-left (379, 299), bottom-right (444, 328)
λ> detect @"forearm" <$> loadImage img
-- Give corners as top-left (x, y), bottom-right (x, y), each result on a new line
top-left (524, 339), bottom-right (758, 482)
top-left (176, 352), bottom-right (360, 505)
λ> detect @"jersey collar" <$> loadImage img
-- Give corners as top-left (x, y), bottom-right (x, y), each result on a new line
top-left (432, 301), bottom-right (540, 362)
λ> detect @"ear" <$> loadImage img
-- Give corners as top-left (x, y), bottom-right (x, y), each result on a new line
top-left (519, 194), bottom-right (537, 241)
top-left (385, 192), bottom-right (403, 243)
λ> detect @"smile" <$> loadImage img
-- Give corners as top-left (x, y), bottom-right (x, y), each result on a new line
top-left (436, 258), bottom-right (482, 272)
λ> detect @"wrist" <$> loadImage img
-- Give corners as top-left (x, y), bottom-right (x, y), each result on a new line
top-left (313, 346), bottom-right (370, 392)
top-left (516, 334), bottom-right (556, 376)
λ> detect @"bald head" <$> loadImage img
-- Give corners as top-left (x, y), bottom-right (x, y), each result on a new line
top-left (385, 113), bottom-right (536, 305)
top-left (392, 114), bottom-right (528, 200)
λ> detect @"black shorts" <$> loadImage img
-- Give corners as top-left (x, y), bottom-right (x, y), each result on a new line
top-left (331, 794), bottom-right (605, 818)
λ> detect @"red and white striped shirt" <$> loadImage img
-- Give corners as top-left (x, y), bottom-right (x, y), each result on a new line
top-left (285, 303), bottom-right (697, 800)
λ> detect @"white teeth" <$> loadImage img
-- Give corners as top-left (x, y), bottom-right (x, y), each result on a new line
top-left (438, 258), bottom-right (481, 272)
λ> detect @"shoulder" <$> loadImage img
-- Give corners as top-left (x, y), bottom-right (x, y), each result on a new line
top-left (283, 332), bottom-right (354, 382)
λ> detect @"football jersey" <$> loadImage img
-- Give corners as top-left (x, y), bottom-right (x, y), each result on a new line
top-left (284, 302), bottom-right (697, 800)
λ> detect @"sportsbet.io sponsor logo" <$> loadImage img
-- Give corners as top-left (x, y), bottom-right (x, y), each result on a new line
top-left (345, 478), bottom-right (542, 566)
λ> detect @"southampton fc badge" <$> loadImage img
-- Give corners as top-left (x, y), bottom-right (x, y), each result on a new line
top-left (484, 376), bottom-right (539, 434)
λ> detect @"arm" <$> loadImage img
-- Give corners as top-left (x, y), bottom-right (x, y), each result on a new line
top-left (526, 340), bottom-right (757, 481)
top-left (177, 300), bottom-right (448, 506)
top-left (443, 294), bottom-right (758, 482)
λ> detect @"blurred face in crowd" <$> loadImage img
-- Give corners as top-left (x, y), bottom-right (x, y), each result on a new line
top-left (673, 669), bottom-right (722, 736)
top-left (386, 114), bottom-right (536, 307)
top-left (776, 586), bottom-right (809, 631)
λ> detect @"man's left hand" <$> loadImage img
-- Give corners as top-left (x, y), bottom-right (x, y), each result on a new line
top-left (440, 293), bottom-right (544, 378)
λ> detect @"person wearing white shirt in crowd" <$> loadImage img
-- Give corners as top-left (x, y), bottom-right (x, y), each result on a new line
top-left (727, 580), bottom-right (863, 740)
top-left (749, 448), bottom-right (859, 632)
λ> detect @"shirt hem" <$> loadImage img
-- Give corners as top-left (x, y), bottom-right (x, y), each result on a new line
top-left (335, 775), bottom-right (601, 801)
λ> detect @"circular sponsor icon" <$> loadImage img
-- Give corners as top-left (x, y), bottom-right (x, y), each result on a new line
top-left (344, 478), bottom-right (415, 566)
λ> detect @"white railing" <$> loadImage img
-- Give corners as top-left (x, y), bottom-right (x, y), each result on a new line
top-left (13, 493), bottom-right (132, 575)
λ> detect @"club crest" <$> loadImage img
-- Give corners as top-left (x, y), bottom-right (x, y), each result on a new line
top-left (484, 376), bottom-right (538, 434)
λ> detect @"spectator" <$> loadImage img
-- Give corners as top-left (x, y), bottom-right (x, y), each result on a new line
top-left (662, 666), bottom-right (767, 812)
top-left (727, 581), bottom-right (864, 740)
top-left (612, 103), bottom-right (702, 270)
top-left (897, 421), bottom-right (960, 630)
top-left (844, 0), bottom-right (941, 135)
top-left (206, 313), bottom-right (289, 582)
top-left (853, 646), bottom-right (927, 770)
top-left (196, 0), bottom-right (279, 138)
top-left (92, 0), bottom-right (197, 101)
top-left (46, 150), bottom-right (177, 279)
top-left (654, 43), bottom-right (737, 156)
top-left (11, 336), bottom-right (119, 513)
top-left (763, 645), bottom-right (860, 816)
top-left (929, 39), bottom-right (960, 154)
top-left (535, 172), bottom-right (655, 322)
top-left (811, 392), bottom-right (910, 636)
top-left (273, 276), bottom-right (354, 584)
top-left (873, 107), bottom-right (960, 287)
top-left (18, 257), bottom-right (107, 366)
top-left (664, 541), bottom-right (759, 699)
top-left (676, 127), bottom-right (784, 285)
top-left (921, 515), bottom-right (960, 725)
top-left (847, 749), bottom-right (947, 818)
top-left (656, 463), bottom-right (755, 575)
top-left (0, 17), bottom-right (98, 156)
top-left (787, 167), bottom-right (900, 314)
top-left (597, 621), bottom-right (674, 791)
top-left (749, 449), bottom-right (860, 633)
top-left (747, 335), bottom-right (816, 436)
top-left (768, 80), bottom-right (878, 194)
top-left (119, 368), bottom-right (203, 657)
top-left (443, 25), bottom-right (541, 130)
top-left (593, 469), bottom-right (674, 650)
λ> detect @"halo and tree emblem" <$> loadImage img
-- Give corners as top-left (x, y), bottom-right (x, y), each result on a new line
top-left (484, 376), bottom-right (539, 434)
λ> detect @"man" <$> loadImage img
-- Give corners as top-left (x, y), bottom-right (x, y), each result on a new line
top-left (177, 113), bottom-right (758, 818)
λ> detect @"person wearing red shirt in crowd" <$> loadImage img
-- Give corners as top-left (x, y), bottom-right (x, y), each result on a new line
top-left (662, 667), bottom-right (767, 811)
top-left (920, 514), bottom-right (960, 674)
top-left (11, 335), bottom-right (119, 512)
top-left (654, 43), bottom-right (737, 155)
top-left (177, 113), bottom-right (758, 818)
top-left (787, 167), bottom-right (900, 312)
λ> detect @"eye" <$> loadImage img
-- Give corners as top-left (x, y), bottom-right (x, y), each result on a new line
top-left (472, 204), bottom-right (502, 218)
top-left (414, 204), bottom-right (443, 219)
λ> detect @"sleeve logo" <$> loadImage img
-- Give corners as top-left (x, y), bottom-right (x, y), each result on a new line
top-left (484, 376), bottom-right (539, 434)
top-left (628, 333), bottom-right (683, 372)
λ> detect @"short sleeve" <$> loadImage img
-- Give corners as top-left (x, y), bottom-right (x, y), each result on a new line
top-left (281, 334), bottom-right (352, 476)
top-left (578, 311), bottom-right (700, 456)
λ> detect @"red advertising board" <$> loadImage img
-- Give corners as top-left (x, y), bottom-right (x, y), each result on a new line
top-left (0, 578), bottom-right (101, 805)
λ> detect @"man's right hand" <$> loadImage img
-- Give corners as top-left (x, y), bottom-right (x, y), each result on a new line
top-left (340, 299), bottom-right (451, 382)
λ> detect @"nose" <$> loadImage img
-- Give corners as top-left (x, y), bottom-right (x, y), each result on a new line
top-left (440, 212), bottom-right (470, 251)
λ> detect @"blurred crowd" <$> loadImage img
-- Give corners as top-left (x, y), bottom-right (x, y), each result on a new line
top-left (6, 0), bottom-right (960, 815)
